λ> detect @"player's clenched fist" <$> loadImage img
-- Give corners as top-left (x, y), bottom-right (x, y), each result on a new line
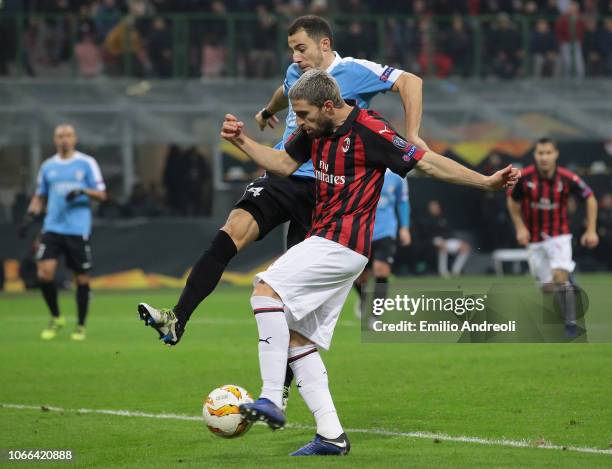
top-left (489, 164), bottom-right (521, 190)
top-left (220, 114), bottom-right (246, 145)
top-left (516, 226), bottom-right (530, 246)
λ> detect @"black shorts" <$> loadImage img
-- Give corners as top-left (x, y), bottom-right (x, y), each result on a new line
top-left (369, 236), bottom-right (397, 266)
top-left (36, 232), bottom-right (93, 273)
top-left (234, 173), bottom-right (315, 249)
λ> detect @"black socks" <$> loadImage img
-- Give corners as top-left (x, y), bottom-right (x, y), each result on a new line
top-left (40, 281), bottom-right (60, 318)
top-left (174, 230), bottom-right (238, 323)
top-left (374, 277), bottom-right (389, 303)
top-left (77, 283), bottom-right (90, 326)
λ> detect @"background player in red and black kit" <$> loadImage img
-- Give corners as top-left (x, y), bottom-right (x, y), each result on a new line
top-left (507, 137), bottom-right (598, 337)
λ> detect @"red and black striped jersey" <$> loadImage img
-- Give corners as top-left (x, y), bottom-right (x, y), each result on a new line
top-left (508, 165), bottom-right (593, 243)
top-left (285, 106), bottom-right (425, 257)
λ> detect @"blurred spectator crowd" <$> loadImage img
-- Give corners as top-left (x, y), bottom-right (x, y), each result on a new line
top-left (0, 0), bottom-right (611, 79)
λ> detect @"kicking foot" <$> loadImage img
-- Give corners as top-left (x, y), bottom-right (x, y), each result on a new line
top-left (137, 303), bottom-right (184, 346)
top-left (290, 433), bottom-right (351, 456)
top-left (239, 398), bottom-right (285, 430)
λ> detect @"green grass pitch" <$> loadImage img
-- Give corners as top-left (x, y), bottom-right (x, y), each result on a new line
top-left (1, 275), bottom-right (611, 468)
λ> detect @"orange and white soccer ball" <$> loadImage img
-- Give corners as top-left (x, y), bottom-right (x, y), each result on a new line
top-left (203, 385), bottom-right (254, 438)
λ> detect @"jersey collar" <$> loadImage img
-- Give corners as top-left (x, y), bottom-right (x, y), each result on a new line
top-left (331, 105), bottom-right (360, 138)
top-left (326, 52), bottom-right (342, 74)
top-left (53, 152), bottom-right (80, 164)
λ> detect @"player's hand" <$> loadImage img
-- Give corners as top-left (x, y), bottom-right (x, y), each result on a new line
top-left (487, 165), bottom-right (521, 191)
top-left (516, 226), bottom-right (530, 246)
top-left (221, 114), bottom-right (246, 145)
top-left (66, 189), bottom-right (85, 202)
top-left (255, 109), bottom-right (279, 131)
top-left (581, 230), bottom-right (599, 249)
top-left (17, 212), bottom-right (37, 239)
top-left (399, 228), bottom-right (412, 246)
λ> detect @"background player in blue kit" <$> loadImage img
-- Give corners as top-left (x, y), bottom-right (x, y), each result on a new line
top-left (353, 170), bottom-right (411, 318)
top-left (21, 124), bottom-right (106, 341)
top-left (138, 15), bottom-right (429, 347)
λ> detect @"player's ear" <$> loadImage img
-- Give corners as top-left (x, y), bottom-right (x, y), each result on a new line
top-left (320, 37), bottom-right (331, 52)
top-left (322, 100), bottom-right (334, 113)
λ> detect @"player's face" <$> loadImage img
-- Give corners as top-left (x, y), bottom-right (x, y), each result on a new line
top-left (292, 99), bottom-right (335, 138)
top-left (288, 29), bottom-right (327, 72)
top-left (534, 142), bottom-right (559, 173)
top-left (54, 125), bottom-right (77, 155)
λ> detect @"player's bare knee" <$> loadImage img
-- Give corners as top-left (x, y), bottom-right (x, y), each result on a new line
top-left (37, 264), bottom-right (55, 282)
top-left (221, 209), bottom-right (259, 251)
top-left (74, 273), bottom-right (89, 285)
top-left (552, 269), bottom-right (569, 285)
top-left (460, 242), bottom-right (471, 253)
top-left (373, 262), bottom-right (390, 278)
top-left (252, 280), bottom-right (282, 301)
top-left (289, 329), bottom-right (314, 347)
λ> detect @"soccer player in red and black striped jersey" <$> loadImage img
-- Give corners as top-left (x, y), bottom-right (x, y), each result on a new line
top-left (507, 137), bottom-right (598, 337)
top-left (220, 69), bottom-right (520, 456)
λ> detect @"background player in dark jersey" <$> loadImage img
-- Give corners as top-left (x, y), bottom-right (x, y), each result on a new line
top-left (507, 137), bottom-right (598, 336)
top-left (210, 69), bottom-right (520, 456)
top-left (137, 15), bottom-right (429, 346)
top-left (21, 124), bottom-right (107, 341)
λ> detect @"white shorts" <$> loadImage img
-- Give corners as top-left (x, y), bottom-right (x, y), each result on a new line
top-left (254, 236), bottom-right (368, 350)
top-left (527, 234), bottom-right (575, 285)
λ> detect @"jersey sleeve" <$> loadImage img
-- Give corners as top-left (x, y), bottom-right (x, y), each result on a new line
top-left (397, 178), bottom-right (410, 229)
top-left (84, 157), bottom-right (106, 191)
top-left (363, 124), bottom-right (425, 178)
top-left (284, 128), bottom-right (311, 163)
top-left (346, 60), bottom-right (404, 95)
top-left (35, 165), bottom-right (49, 196)
top-left (567, 173), bottom-right (594, 199)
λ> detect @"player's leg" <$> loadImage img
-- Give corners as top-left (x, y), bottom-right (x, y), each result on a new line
top-left (138, 175), bottom-right (290, 345)
top-left (288, 329), bottom-right (349, 456)
top-left (434, 237), bottom-right (449, 277)
top-left (36, 233), bottom-right (65, 339)
top-left (371, 237), bottom-right (396, 306)
top-left (352, 267), bottom-right (369, 319)
top-left (548, 235), bottom-right (579, 337)
top-left (239, 280), bottom-right (288, 429)
top-left (173, 207), bottom-right (259, 322)
top-left (65, 235), bottom-right (93, 340)
top-left (450, 240), bottom-right (471, 275)
top-left (137, 208), bottom-right (257, 345)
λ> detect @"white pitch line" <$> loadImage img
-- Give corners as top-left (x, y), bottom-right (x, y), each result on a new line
top-left (2, 403), bottom-right (610, 456)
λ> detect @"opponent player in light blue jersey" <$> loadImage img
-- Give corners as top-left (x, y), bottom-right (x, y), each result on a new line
top-left (138, 15), bottom-right (429, 349)
top-left (353, 170), bottom-right (412, 318)
top-left (21, 124), bottom-right (106, 341)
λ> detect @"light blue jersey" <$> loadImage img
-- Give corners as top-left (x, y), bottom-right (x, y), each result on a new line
top-left (36, 152), bottom-right (106, 237)
top-left (373, 170), bottom-right (410, 241)
top-left (281, 52), bottom-right (404, 178)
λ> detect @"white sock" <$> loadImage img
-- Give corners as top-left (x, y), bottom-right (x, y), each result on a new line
top-left (289, 344), bottom-right (343, 439)
top-left (251, 296), bottom-right (289, 409)
top-left (452, 251), bottom-right (470, 275)
top-left (438, 250), bottom-right (449, 275)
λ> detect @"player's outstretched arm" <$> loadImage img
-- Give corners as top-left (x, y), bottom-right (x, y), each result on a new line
top-left (506, 197), bottom-right (530, 246)
top-left (415, 151), bottom-right (521, 191)
top-left (255, 85), bottom-right (288, 131)
top-left (221, 114), bottom-right (299, 177)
